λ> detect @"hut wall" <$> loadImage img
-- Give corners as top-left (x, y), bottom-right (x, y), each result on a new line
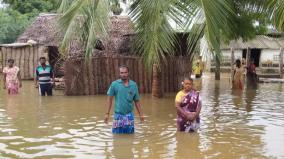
top-left (0, 45), bottom-right (48, 80)
top-left (259, 49), bottom-right (284, 73)
top-left (260, 49), bottom-right (281, 66)
top-left (64, 56), bottom-right (192, 95)
top-left (210, 49), bottom-right (242, 72)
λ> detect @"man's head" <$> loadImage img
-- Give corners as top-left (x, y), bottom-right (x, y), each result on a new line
top-left (39, 57), bottom-right (46, 65)
top-left (7, 59), bottom-right (14, 67)
top-left (182, 78), bottom-right (193, 91)
top-left (119, 65), bottom-right (129, 81)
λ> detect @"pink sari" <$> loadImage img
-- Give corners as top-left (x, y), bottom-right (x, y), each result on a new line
top-left (3, 66), bottom-right (20, 94)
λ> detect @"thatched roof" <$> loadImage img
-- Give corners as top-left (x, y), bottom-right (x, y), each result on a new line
top-left (17, 13), bottom-right (61, 47)
top-left (221, 35), bottom-right (284, 50)
top-left (17, 13), bottom-right (135, 55)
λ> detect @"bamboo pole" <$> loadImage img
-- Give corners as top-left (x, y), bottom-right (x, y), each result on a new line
top-left (2, 47), bottom-right (7, 67)
top-left (19, 48), bottom-right (25, 79)
top-left (88, 59), bottom-right (94, 95)
top-left (110, 57), bottom-right (115, 83)
top-left (0, 48), bottom-right (2, 69)
top-left (138, 58), bottom-right (144, 93)
top-left (93, 58), bottom-right (98, 94)
top-left (231, 48), bottom-right (235, 82)
top-left (280, 48), bottom-right (283, 78)
top-left (29, 46), bottom-right (34, 79)
top-left (22, 47), bottom-right (27, 79)
top-left (7, 47), bottom-right (12, 62)
top-left (246, 47), bottom-right (250, 68)
top-left (15, 48), bottom-right (21, 69)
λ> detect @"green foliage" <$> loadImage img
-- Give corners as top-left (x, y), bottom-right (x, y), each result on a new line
top-left (0, 9), bottom-right (31, 43)
top-left (0, 0), bottom-right (59, 44)
top-left (129, 0), bottom-right (178, 69)
top-left (2, 0), bottom-right (59, 15)
top-left (268, 0), bottom-right (284, 32)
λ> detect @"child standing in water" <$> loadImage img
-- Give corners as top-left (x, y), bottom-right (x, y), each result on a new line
top-left (3, 59), bottom-right (22, 94)
top-left (232, 59), bottom-right (244, 90)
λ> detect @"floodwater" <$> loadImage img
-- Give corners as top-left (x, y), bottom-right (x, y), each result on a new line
top-left (0, 73), bottom-right (283, 159)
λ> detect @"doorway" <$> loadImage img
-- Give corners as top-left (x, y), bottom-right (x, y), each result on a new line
top-left (250, 49), bottom-right (261, 67)
top-left (48, 46), bottom-right (64, 77)
top-left (242, 49), bottom-right (261, 67)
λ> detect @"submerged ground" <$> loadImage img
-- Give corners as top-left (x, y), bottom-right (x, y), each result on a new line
top-left (0, 73), bottom-right (283, 159)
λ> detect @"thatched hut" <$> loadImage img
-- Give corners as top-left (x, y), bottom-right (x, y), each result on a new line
top-left (13, 13), bottom-right (193, 95)
top-left (0, 13), bottom-right (64, 80)
top-left (16, 13), bottom-right (63, 77)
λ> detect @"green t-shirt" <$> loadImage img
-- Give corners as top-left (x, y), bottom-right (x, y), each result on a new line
top-left (107, 79), bottom-right (140, 115)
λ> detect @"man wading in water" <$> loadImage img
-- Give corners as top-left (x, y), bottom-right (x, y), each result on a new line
top-left (34, 57), bottom-right (55, 96)
top-left (104, 65), bottom-right (144, 134)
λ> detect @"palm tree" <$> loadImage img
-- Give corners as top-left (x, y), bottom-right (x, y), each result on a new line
top-left (58, 0), bottom-right (265, 97)
top-left (268, 0), bottom-right (284, 32)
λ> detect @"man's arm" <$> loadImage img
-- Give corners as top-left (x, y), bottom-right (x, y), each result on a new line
top-left (34, 69), bottom-right (39, 87)
top-left (50, 67), bottom-right (55, 85)
top-left (134, 100), bottom-right (144, 122)
top-left (104, 96), bottom-right (114, 124)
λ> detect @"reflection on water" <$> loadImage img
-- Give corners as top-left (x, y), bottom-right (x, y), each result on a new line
top-left (0, 73), bottom-right (284, 158)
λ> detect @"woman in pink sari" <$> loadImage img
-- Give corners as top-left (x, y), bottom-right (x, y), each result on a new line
top-left (3, 59), bottom-right (22, 94)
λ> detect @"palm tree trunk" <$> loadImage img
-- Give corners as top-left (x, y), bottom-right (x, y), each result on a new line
top-left (215, 54), bottom-right (221, 80)
top-left (152, 64), bottom-right (163, 98)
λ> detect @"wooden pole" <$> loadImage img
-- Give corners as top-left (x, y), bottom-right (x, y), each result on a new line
top-left (246, 47), bottom-right (251, 68)
top-left (280, 48), bottom-right (283, 78)
top-left (231, 48), bottom-right (235, 81)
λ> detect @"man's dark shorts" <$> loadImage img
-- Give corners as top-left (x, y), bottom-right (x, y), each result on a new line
top-left (39, 83), bottom-right (53, 96)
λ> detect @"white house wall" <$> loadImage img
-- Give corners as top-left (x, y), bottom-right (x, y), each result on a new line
top-left (260, 49), bottom-right (281, 63)
top-left (221, 49), bottom-right (242, 62)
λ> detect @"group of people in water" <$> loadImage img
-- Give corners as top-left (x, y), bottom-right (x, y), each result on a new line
top-left (104, 65), bottom-right (201, 134)
top-left (2, 57), bottom-right (55, 96)
top-left (2, 55), bottom-right (258, 134)
top-left (2, 58), bottom-right (200, 134)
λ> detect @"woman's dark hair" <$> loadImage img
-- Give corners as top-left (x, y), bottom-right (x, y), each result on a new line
top-left (181, 77), bottom-right (193, 88)
top-left (236, 59), bottom-right (241, 68)
top-left (7, 59), bottom-right (14, 63)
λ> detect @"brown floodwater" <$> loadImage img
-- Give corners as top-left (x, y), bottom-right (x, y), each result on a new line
top-left (0, 73), bottom-right (283, 159)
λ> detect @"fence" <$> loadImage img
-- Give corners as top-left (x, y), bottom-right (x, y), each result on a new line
top-left (0, 44), bottom-right (47, 79)
top-left (64, 56), bottom-right (192, 95)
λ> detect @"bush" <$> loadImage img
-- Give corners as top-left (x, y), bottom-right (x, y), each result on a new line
top-left (0, 9), bottom-right (31, 43)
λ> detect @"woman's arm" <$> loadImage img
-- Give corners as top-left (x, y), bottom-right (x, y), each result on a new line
top-left (3, 73), bottom-right (6, 89)
top-left (18, 71), bottom-right (22, 87)
top-left (175, 101), bottom-right (187, 118)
